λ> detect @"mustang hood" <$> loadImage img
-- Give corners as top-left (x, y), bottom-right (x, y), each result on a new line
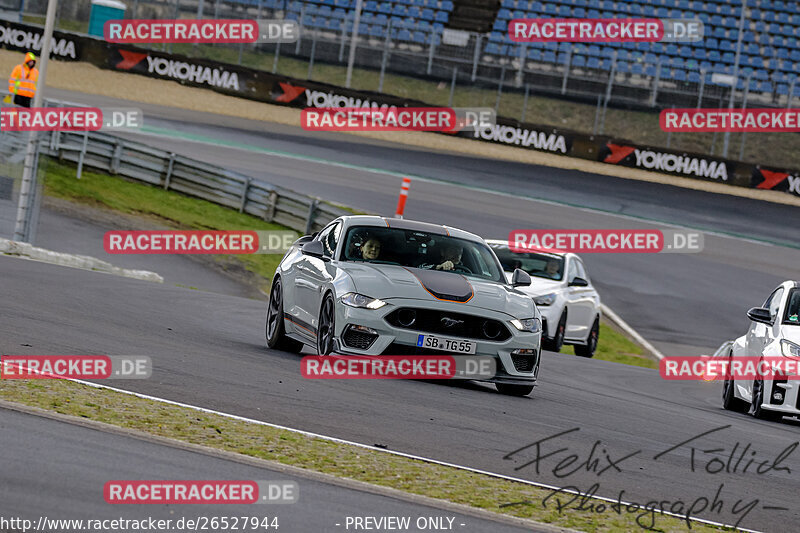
top-left (341, 264), bottom-right (535, 318)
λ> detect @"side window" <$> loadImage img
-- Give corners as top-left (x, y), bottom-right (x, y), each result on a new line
top-left (768, 288), bottom-right (784, 320)
top-left (567, 259), bottom-right (578, 283)
top-left (575, 259), bottom-right (590, 283)
top-left (325, 223), bottom-right (341, 258)
top-left (314, 224), bottom-right (334, 257)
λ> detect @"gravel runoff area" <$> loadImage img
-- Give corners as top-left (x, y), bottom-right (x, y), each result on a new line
top-left (2, 49), bottom-right (799, 207)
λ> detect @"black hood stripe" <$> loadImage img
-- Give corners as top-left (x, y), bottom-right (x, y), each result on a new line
top-left (405, 267), bottom-right (473, 303)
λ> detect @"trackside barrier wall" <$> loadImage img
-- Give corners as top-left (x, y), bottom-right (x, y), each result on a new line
top-left (1, 19), bottom-right (798, 198)
top-left (45, 130), bottom-right (351, 234)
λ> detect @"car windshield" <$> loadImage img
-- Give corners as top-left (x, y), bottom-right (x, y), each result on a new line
top-left (489, 244), bottom-right (565, 281)
top-left (785, 288), bottom-right (800, 325)
top-left (341, 226), bottom-right (505, 282)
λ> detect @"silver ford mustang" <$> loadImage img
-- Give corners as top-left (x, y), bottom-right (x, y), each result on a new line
top-left (265, 216), bottom-right (542, 396)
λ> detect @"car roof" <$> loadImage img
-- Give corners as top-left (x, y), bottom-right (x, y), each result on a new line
top-left (340, 215), bottom-right (484, 243)
top-left (484, 239), bottom-right (569, 259)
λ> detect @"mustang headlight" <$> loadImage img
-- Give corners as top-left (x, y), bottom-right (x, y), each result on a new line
top-left (781, 339), bottom-right (800, 359)
top-left (533, 293), bottom-right (557, 306)
top-left (511, 318), bottom-right (541, 333)
top-left (341, 292), bottom-right (387, 310)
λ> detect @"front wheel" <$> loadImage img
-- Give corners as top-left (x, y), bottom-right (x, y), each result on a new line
top-left (496, 383), bottom-right (534, 397)
top-left (722, 352), bottom-right (748, 413)
top-left (543, 311), bottom-right (566, 353)
top-left (574, 317), bottom-right (599, 358)
top-left (316, 293), bottom-right (336, 355)
top-left (751, 374), bottom-right (782, 421)
top-left (265, 278), bottom-right (304, 353)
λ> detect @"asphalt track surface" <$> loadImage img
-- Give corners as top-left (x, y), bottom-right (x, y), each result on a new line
top-left (43, 88), bottom-right (800, 357)
top-left (2, 255), bottom-right (799, 533)
top-left (0, 406), bottom-right (537, 533)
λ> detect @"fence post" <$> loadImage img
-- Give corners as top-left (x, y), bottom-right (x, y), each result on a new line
top-left (697, 68), bottom-right (706, 108)
top-left (495, 65), bottom-right (505, 114)
top-left (339, 18), bottom-right (348, 62)
top-left (265, 190), bottom-right (278, 221)
top-left (240, 177), bottom-right (252, 213)
top-left (521, 83), bottom-right (530, 123)
top-left (738, 73), bottom-right (752, 161)
top-left (163, 153), bottom-right (176, 190)
top-left (296, 4), bottom-right (305, 55)
top-left (471, 34), bottom-right (481, 81)
top-left (427, 26), bottom-right (437, 75)
top-left (379, 20), bottom-right (392, 92)
top-left (592, 94), bottom-right (602, 135)
top-left (650, 59), bottom-right (661, 107)
top-left (305, 199), bottom-right (319, 235)
top-left (515, 43), bottom-right (526, 87)
top-left (110, 139), bottom-right (123, 174)
top-left (448, 66), bottom-right (457, 107)
top-left (787, 78), bottom-right (796, 109)
top-left (666, 106), bottom-right (674, 148)
top-left (76, 130), bottom-right (89, 179)
top-left (598, 51), bottom-right (617, 135)
top-left (272, 40), bottom-right (281, 73)
top-left (308, 32), bottom-right (317, 79)
top-left (561, 47), bottom-right (572, 95)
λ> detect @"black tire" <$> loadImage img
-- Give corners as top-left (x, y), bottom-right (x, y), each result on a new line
top-left (722, 352), bottom-right (749, 413)
top-left (574, 317), bottom-right (599, 358)
top-left (751, 373), bottom-right (782, 421)
top-left (496, 383), bottom-right (534, 397)
top-left (316, 293), bottom-right (336, 355)
top-left (543, 311), bottom-right (567, 353)
top-left (265, 277), bottom-right (304, 353)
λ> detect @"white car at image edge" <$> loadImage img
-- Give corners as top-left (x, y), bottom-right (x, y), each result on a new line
top-left (487, 240), bottom-right (602, 357)
top-left (722, 280), bottom-right (800, 421)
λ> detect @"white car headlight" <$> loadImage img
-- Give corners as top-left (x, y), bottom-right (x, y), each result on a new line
top-left (533, 293), bottom-right (557, 306)
top-left (511, 318), bottom-right (541, 333)
top-left (341, 292), bottom-right (387, 310)
top-left (781, 339), bottom-right (800, 359)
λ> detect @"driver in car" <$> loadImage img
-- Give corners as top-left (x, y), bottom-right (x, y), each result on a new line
top-left (420, 243), bottom-right (463, 271)
top-left (360, 237), bottom-right (382, 261)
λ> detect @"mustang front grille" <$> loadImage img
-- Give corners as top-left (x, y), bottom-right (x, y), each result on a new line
top-left (384, 308), bottom-right (511, 342)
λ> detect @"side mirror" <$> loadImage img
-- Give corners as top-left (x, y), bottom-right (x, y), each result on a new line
top-left (301, 240), bottom-right (327, 260)
top-left (747, 307), bottom-right (772, 325)
top-left (569, 277), bottom-right (589, 287)
top-left (511, 268), bottom-right (531, 287)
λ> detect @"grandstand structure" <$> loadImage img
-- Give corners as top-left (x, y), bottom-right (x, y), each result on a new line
top-left (243, 0), bottom-right (800, 109)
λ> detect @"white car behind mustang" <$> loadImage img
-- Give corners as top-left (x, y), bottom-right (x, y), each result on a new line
top-left (722, 280), bottom-right (800, 421)
top-left (487, 240), bottom-right (601, 357)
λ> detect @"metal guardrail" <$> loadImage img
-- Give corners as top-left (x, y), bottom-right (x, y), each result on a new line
top-left (41, 129), bottom-right (353, 235)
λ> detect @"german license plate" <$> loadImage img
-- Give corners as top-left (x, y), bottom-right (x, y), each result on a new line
top-left (416, 334), bottom-right (476, 354)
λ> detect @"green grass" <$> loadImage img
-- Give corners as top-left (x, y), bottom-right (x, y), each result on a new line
top-left (564, 323), bottom-right (657, 369)
top-left (42, 157), bottom-right (291, 284)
